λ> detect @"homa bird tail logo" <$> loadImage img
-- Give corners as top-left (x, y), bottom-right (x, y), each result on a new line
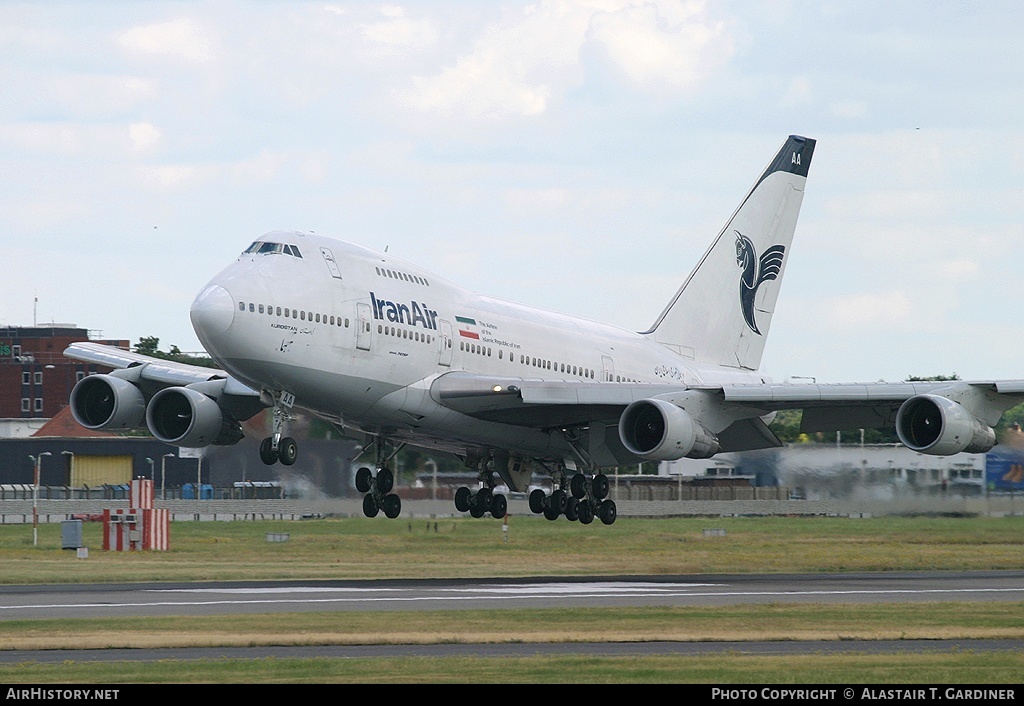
top-left (735, 231), bottom-right (785, 335)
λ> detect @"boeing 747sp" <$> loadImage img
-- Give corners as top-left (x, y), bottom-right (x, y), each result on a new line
top-left (65, 135), bottom-right (1024, 525)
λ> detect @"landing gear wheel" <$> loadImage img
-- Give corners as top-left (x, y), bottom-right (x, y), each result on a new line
top-left (382, 494), bottom-right (402, 519)
top-left (355, 467), bottom-right (373, 494)
top-left (469, 502), bottom-right (486, 518)
top-left (529, 489), bottom-right (546, 514)
top-left (550, 489), bottom-right (568, 514)
top-left (376, 468), bottom-right (394, 494)
top-left (599, 499), bottom-right (617, 525)
top-left (476, 488), bottom-right (493, 512)
top-left (569, 473), bottom-right (587, 499)
top-left (543, 504), bottom-right (561, 521)
top-left (362, 493), bottom-right (379, 518)
top-left (278, 437), bottom-right (298, 466)
top-left (592, 474), bottom-right (610, 500)
top-left (454, 486), bottom-right (472, 512)
top-left (259, 437), bottom-right (278, 465)
top-left (564, 497), bottom-right (580, 522)
top-left (577, 501), bottom-right (595, 525)
top-left (490, 494), bottom-right (507, 519)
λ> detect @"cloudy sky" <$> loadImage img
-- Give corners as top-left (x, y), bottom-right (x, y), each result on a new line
top-left (2, 1), bottom-right (1022, 384)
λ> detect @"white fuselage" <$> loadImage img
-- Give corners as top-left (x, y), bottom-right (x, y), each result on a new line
top-left (190, 231), bottom-right (767, 460)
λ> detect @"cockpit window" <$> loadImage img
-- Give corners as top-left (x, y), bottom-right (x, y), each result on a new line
top-left (244, 241), bottom-right (303, 257)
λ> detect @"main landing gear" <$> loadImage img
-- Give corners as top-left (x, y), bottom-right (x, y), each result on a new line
top-left (355, 438), bottom-right (403, 519)
top-left (529, 471), bottom-right (616, 525)
top-left (453, 455), bottom-right (507, 520)
top-left (259, 399), bottom-right (297, 466)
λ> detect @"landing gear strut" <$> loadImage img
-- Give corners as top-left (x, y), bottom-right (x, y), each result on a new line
top-left (355, 437), bottom-right (403, 519)
top-left (454, 454), bottom-right (507, 519)
top-left (259, 394), bottom-right (298, 466)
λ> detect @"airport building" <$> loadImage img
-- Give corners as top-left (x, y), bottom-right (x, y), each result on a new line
top-left (659, 433), bottom-right (1024, 500)
top-left (0, 324), bottom-right (360, 499)
top-left (0, 325), bottom-right (128, 438)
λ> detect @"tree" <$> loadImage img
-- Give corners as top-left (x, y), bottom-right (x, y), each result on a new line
top-left (134, 336), bottom-right (161, 356)
top-left (133, 336), bottom-right (218, 368)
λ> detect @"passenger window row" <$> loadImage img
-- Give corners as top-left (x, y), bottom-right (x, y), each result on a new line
top-left (460, 340), bottom-right (491, 357)
top-left (375, 266), bottom-right (429, 287)
top-left (515, 353), bottom-right (594, 380)
top-left (378, 323), bottom-right (433, 345)
top-left (238, 301), bottom-right (350, 328)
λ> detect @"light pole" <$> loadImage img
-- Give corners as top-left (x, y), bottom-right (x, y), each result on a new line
top-left (30, 451), bottom-right (51, 547)
top-left (161, 453), bottom-right (174, 500)
top-left (425, 459), bottom-right (437, 500)
top-left (145, 457), bottom-right (154, 481)
top-left (61, 451), bottom-right (74, 489)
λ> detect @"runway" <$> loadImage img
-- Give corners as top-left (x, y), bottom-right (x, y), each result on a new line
top-left (1, 570), bottom-right (1022, 619)
top-left (1, 572), bottom-right (1021, 663)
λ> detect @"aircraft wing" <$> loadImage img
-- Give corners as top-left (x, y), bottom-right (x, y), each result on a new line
top-left (64, 342), bottom-right (265, 422)
top-left (430, 371), bottom-right (1024, 454)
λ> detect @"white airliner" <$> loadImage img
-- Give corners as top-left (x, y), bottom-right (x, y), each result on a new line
top-left (66, 135), bottom-right (1024, 525)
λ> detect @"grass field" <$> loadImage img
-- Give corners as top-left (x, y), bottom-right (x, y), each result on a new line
top-left (1, 514), bottom-right (1022, 683)
top-left (3, 514), bottom-right (1023, 583)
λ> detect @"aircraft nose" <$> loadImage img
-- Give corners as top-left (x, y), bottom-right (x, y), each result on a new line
top-left (190, 283), bottom-right (236, 339)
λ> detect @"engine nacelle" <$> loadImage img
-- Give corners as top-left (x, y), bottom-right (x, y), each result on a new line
top-left (896, 394), bottom-right (996, 456)
top-left (146, 387), bottom-right (243, 448)
top-left (618, 398), bottom-right (720, 461)
top-left (70, 374), bottom-right (146, 431)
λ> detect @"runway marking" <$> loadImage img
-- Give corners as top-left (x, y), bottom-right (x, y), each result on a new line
top-left (150, 582), bottom-right (723, 595)
top-left (2, 585), bottom-right (1024, 614)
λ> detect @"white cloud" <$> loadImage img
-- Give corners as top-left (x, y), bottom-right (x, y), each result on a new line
top-left (139, 164), bottom-right (202, 190)
top-left (48, 74), bottom-right (156, 115)
top-left (781, 77), bottom-right (813, 107)
top-left (129, 122), bottom-right (161, 153)
top-left (360, 6), bottom-right (438, 50)
top-left (503, 188), bottom-right (573, 210)
top-left (934, 259), bottom-right (979, 279)
top-left (229, 150), bottom-right (287, 184)
top-left (830, 100), bottom-right (868, 119)
top-left (401, 0), bottom-right (733, 121)
top-left (0, 122), bottom-right (137, 156)
top-left (826, 290), bottom-right (913, 328)
top-left (117, 18), bottom-right (217, 64)
top-left (587, 1), bottom-right (734, 93)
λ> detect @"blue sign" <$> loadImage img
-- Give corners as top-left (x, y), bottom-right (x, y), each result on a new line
top-left (986, 448), bottom-right (1024, 492)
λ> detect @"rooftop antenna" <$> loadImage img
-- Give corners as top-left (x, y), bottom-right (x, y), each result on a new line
top-left (33, 294), bottom-right (37, 327)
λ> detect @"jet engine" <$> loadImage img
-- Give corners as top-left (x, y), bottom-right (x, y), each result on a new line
top-left (70, 374), bottom-right (146, 432)
top-left (895, 394), bottom-right (996, 456)
top-left (146, 387), bottom-right (243, 448)
top-left (618, 398), bottom-right (720, 461)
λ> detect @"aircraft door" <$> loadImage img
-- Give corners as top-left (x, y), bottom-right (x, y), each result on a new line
top-left (438, 319), bottom-right (453, 367)
top-left (356, 303), bottom-right (372, 351)
top-left (320, 248), bottom-right (343, 279)
top-left (601, 355), bottom-right (614, 382)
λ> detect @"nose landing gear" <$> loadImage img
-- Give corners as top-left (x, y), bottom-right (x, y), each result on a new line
top-left (259, 395), bottom-right (298, 466)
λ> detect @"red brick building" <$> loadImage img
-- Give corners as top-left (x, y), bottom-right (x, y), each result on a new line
top-left (0, 325), bottom-right (129, 429)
